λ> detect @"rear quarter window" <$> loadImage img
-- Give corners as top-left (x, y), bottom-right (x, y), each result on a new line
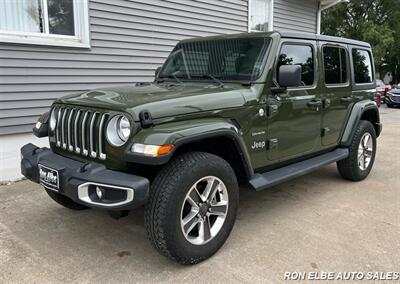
top-left (352, 49), bottom-right (373, 84)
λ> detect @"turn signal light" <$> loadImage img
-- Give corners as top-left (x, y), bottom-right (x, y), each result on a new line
top-left (157, 144), bottom-right (174, 156)
top-left (35, 121), bottom-right (42, 129)
top-left (131, 143), bottom-right (174, 157)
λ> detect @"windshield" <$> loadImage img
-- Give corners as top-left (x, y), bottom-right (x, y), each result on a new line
top-left (159, 37), bottom-right (271, 82)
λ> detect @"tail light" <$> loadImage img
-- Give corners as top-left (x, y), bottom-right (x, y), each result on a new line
top-left (375, 95), bottom-right (381, 107)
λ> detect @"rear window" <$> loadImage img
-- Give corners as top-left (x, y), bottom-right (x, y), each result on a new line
top-left (352, 49), bottom-right (373, 84)
top-left (323, 46), bottom-right (348, 85)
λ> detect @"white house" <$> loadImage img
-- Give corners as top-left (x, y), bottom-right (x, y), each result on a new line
top-left (0, 0), bottom-right (347, 181)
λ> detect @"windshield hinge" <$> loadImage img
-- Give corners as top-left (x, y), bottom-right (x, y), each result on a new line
top-left (135, 82), bottom-right (152, 87)
top-left (139, 110), bottom-right (154, 128)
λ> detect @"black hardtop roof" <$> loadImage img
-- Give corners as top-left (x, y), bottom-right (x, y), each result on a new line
top-left (180, 31), bottom-right (371, 48)
top-left (279, 31), bottom-right (371, 48)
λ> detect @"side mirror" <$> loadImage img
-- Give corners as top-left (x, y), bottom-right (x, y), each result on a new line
top-left (155, 66), bottom-right (162, 78)
top-left (278, 65), bottom-right (302, 88)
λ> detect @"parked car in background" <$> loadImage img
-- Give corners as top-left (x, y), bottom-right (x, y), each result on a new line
top-left (386, 84), bottom-right (400, 108)
top-left (376, 79), bottom-right (391, 106)
top-left (375, 92), bottom-right (382, 107)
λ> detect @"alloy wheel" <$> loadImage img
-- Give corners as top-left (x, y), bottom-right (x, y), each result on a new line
top-left (358, 132), bottom-right (373, 171)
top-left (180, 176), bottom-right (229, 245)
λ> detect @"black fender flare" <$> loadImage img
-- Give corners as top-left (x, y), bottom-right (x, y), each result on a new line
top-left (340, 100), bottom-right (382, 147)
top-left (123, 119), bottom-right (254, 179)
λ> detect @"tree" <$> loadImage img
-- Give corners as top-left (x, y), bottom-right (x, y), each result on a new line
top-left (321, 0), bottom-right (400, 83)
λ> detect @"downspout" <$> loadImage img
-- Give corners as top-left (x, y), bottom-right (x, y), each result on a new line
top-left (317, 2), bottom-right (322, 34)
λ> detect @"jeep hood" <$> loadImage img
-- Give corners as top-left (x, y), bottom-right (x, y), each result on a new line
top-left (57, 83), bottom-right (247, 121)
top-left (390, 88), bottom-right (400, 94)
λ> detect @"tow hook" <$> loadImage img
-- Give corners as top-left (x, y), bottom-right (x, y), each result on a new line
top-left (108, 210), bottom-right (130, 220)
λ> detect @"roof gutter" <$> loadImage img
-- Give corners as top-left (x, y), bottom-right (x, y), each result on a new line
top-left (317, 0), bottom-right (350, 34)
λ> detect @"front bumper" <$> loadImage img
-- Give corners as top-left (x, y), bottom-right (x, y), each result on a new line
top-left (21, 143), bottom-right (150, 210)
top-left (386, 94), bottom-right (400, 105)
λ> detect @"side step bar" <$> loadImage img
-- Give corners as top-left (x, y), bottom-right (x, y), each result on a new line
top-left (249, 148), bottom-right (349, 191)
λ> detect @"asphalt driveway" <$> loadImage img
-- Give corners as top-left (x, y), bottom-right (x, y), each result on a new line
top-left (0, 107), bottom-right (399, 283)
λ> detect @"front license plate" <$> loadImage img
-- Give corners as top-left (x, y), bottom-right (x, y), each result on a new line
top-left (38, 164), bottom-right (59, 191)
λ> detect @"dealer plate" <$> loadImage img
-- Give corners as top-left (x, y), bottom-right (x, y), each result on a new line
top-left (38, 164), bottom-right (59, 191)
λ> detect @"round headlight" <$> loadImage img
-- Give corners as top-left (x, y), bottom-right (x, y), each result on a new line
top-left (49, 109), bottom-right (57, 131)
top-left (117, 116), bottom-right (131, 141)
top-left (106, 115), bottom-right (132, 147)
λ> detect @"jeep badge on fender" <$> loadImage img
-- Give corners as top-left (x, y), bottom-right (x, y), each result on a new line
top-left (21, 31), bottom-right (382, 265)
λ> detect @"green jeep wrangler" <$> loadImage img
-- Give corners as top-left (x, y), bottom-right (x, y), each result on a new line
top-left (21, 32), bottom-right (382, 264)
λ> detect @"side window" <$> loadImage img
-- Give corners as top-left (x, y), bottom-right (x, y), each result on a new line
top-left (323, 46), bottom-right (348, 85)
top-left (352, 49), bottom-right (373, 84)
top-left (278, 44), bottom-right (315, 86)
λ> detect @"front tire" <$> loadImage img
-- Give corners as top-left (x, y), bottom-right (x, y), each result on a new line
top-left (145, 152), bottom-right (239, 264)
top-left (337, 120), bottom-right (376, 181)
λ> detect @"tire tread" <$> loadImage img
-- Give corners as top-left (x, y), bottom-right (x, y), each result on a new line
top-left (144, 152), bottom-right (236, 264)
top-left (337, 120), bottom-right (376, 181)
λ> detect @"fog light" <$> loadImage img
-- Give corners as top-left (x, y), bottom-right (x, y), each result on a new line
top-left (78, 183), bottom-right (134, 207)
top-left (96, 187), bottom-right (104, 199)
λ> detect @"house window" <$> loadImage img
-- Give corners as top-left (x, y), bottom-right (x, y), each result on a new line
top-left (249, 0), bottom-right (273, 32)
top-left (0, 0), bottom-right (90, 48)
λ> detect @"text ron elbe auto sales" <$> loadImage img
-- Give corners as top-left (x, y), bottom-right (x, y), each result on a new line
top-left (284, 271), bottom-right (400, 281)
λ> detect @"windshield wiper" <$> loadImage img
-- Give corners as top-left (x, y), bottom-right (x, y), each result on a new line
top-left (168, 72), bottom-right (184, 84)
top-left (207, 74), bottom-right (224, 88)
top-left (158, 74), bottom-right (184, 84)
top-left (192, 74), bottom-right (224, 88)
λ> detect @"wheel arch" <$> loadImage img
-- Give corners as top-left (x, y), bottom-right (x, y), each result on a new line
top-left (172, 131), bottom-right (254, 181)
top-left (123, 119), bottom-right (254, 181)
top-left (341, 100), bottom-right (382, 147)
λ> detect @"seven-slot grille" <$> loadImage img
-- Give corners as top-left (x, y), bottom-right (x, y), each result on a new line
top-left (390, 93), bottom-right (400, 103)
top-left (52, 106), bottom-right (109, 160)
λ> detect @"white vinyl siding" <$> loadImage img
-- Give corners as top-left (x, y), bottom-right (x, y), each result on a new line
top-left (273, 0), bottom-right (318, 33)
top-left (0, 0), bottom-right (320, 135)
top-left (0, 0), bottom-right (248, 135)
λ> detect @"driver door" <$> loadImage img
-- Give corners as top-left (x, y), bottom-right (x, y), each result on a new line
top-left (267, 41), bottom-right (322, 162)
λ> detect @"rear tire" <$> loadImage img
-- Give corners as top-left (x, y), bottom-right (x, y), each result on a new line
top-left (145, 152), bottom-right (239, 264)
top-left (337, 120), bottom-right (376, 181)
top-left (45, 189), bottom-right (89, 210)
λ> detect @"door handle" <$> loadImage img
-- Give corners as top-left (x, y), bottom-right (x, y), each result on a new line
top-left (323, 98), bottom-right (331, 108)
top-left (340, 97), bottom-right (353, 104)
top-left (307, 100), bottom-right (322, 110)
